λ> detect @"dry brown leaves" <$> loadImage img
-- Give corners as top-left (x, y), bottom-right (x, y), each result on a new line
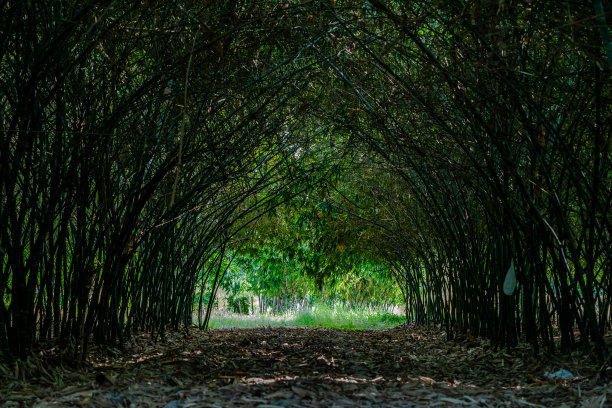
top-left (1, 325), bottom-right (610, 407)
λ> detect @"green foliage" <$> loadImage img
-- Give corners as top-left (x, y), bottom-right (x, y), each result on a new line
top-left (227, 296), bottom-right (251, 314)
top-left (221, 187), bottom-right (403, 312)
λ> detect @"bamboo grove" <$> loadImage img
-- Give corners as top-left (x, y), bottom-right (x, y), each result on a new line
top-left (1, 0), bottom-right (611, 361)
top-left (316, 0), bottom-right (612, 359)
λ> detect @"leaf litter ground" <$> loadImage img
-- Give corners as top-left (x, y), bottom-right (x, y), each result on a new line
top-left (2, 325), bottom-right (610, 407)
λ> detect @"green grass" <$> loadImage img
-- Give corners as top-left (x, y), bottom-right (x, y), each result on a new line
top-left (206, 305), bottom-right (405, 330)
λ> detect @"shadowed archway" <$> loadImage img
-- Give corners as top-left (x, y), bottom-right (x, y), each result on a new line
top-left (1, 0), bottom-right (610, 363)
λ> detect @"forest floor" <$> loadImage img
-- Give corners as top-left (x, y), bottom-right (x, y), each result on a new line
top-left (1, 325), bottom-right (610, 407)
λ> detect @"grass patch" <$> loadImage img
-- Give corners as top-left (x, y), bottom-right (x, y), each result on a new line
top-left (207, 305), bottom-right (405, 330)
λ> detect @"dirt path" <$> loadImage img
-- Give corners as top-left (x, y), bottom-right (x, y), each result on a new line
top-left (1, 326), bottom-right (609, 407)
